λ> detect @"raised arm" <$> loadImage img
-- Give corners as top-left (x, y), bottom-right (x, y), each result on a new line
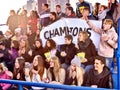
top-left (86, 20), bottom-right (102, 34)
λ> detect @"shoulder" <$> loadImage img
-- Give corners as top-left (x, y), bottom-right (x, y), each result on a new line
top-left (59, 68), bottom-right (66, 74)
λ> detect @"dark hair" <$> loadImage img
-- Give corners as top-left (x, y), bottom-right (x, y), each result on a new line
top-left (44, 39), bottom-right (56, 52)
top-left (56, 5), bottom-right (61, 8)
top-left (0, 41), bottom-right (5, 46)
top-left (35, 39), bottom-right (43, 47)
top-left (65, 35), bottom-right (73, 41)
top-left (101, 5), bottom-right (108, 10)
top-left (95, 56), bottom-right (106, 65)
top-left (13, 57), bottom-right (25, 80)
top-left (30, 55), bottom-right (45, 79)
top-left (22, 9), bottom-right (27, 14)
top-left (44, 3), bottom-right (49, 8)
top-left (11, 40), bottom-right (19, 50)
top-left (66, 3), bottom-right (71, 7)
top-left (66, 6), bottom-right (75, 14)
top-left (50, 12), bottom-right (57, 19)
top-left (10, 10), bottom-right (16, 14)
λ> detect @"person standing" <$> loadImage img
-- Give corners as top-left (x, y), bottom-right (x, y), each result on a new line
top-left (6, 10), bottom-right (20, 34)
top-left (86, 18), bottom-right (118, 68)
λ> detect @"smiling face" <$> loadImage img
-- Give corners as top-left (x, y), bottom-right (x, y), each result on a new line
top-left (94, 59), bottom-right (104, 71)
top-left (103, 23), bottom-right (111, 30)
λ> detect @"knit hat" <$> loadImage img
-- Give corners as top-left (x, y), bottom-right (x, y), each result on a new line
top-left (71, 55), bottom-right (81, 67)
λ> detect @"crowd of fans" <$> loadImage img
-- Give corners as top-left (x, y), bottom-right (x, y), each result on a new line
top-left (0, 0), bottom-right (120, 89)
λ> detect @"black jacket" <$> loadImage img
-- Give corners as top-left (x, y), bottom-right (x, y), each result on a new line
top-left (83, 66), bottom-right (113, 89)
top-left (60, 43), bottom-right (77, 65)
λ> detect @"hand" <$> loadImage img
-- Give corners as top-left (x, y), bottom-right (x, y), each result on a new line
top-left (6, 71), bottom-right (13, 78)
top-left (91, 85), bottom-right (98, 88)
top-left (84, 58), bottom-right (88, 62)
top-left (8, 50), bottom-right (12, 55)
top-left (75, 44), bottom-right (79, 49)
top-left (60, 51), bottom-right (67, 57)
top-left (42, 78), bottom-right (49, 83)
top-left (32, 69), bottom-right (38, 74)
top-left (112, 0), bottom-right (115, 3)
top-left (72, 71), bottom-right (76, 79)
top-left (85, 16), bottom-right (89, 21)
top-left (25, 68), bottom-right (30, 76)
top-left (0, 53), bottom-right (4, 57)
top-left (17, 73), bottom-right (20, 79)
top-left (28, 50), bottom-right (32, 56)
top-left (102, 34), bottom-right (109, 41)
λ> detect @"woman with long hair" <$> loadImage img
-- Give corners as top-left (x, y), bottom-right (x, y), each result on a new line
top-left (13, 57), bottom-right (25, 80)
top-left (44, 39), bottom-right (60, 69)
top-left (11, 57), bottom-right (29, 90)
top-left (25, 55), bottom-right (47, 90)
top-left (65, 56), bottom-right (85, 86)
top-left (29, 39), bottom-right (45, 61)
top-left (47, 56), bottom-right (66, 84)
top-left (76, 31), bottom-right (97, 73)
top-left (18, 38), bottom-right (32, 63)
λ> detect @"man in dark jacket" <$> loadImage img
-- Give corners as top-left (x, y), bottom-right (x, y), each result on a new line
top-left (39, 3), bottom-right (50, 27)
top-left (83, 56), bottom-right (113, 89)
top-left (76, 0), bottom-right (91, 18)
top-left (60, 35), bottom-right (77, 70)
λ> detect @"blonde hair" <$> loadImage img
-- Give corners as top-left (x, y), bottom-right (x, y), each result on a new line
top-left (104, 19), bottom-right (113, 25)
top-left (69, 65), bottom-right (85, 86)
top-left (79, 31), bottom-right (89, 42)
top-left (51, 56), bottom-right (61, 72)
top-left (0, 64), bottom-right (4, 71)
top-left (48, 56), bottom-right (64, 83)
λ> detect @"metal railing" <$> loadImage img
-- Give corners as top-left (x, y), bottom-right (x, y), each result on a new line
top-left (0, 79), bottom-right (111, 90)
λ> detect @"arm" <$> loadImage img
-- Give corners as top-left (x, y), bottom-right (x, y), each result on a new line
top-left (87, 41), bottom-right (97, 64)
top-left (35, 74), bottom-right (41, 82)
top-left (108, 74), bottom-right (113, 89)
top-left (25, 75), bottom-right (31, 82)
top-left (2, 83), bottom-right (11, 90)
top-left (86, 20), bottom-right (102, 34)
top-left (115, 4), bottom-right (120, 23)
top-left (59, 68), bottom-right (66, 84)
top-left (107, 31), bottom-right (118, 49)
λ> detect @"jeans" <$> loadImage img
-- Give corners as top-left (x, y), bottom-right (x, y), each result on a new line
top-left (81, 64), bottom-right (93, 73)
top-left (105, 57), bottom-right (113, 68)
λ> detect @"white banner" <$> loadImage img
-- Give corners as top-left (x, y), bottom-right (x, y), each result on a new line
top-left (40, 18), bottom-right (102, 49)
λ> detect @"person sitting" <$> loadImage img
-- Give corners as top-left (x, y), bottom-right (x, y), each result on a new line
top-left (47, 56), bottom-right (66, 84)
top-left (86, 18), bottom-right (118, 69)
top-left (76, 31), bottom-right (97, 73)
top-left (65, 56), bottom-right (85, 86)
top-left (0, 63), bottom-right (13, 90)
top-left (60, 35), bottom-right (77, 70)
top-left (83, 56), bottom-right (113, 89)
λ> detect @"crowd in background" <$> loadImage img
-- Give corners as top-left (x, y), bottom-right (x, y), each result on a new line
top-left (0, 0), bottom-right (119, 89)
